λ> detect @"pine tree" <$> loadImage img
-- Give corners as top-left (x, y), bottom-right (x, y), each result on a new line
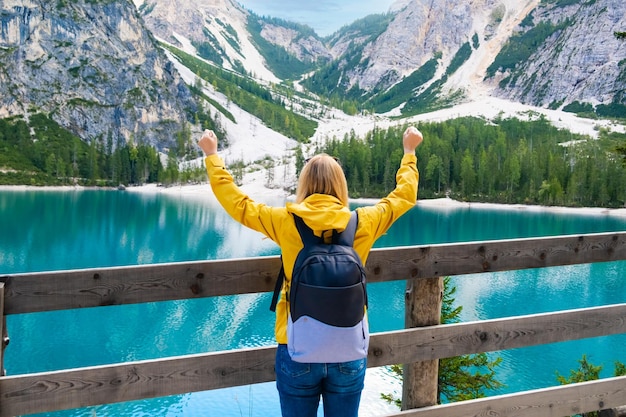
top-left (556, 355), bottom-right (626, 417)
top-left (460, 150), bottom-right (477, 196)
top-left (294, 147), bottom-right (305, 176)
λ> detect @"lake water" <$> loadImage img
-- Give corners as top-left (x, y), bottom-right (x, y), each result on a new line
top-left (1, 189), bottom-right (626, 416)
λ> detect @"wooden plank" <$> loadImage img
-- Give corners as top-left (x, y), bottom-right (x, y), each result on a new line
top-left (365, 231), bottom-right (626, 283)
top-left (368, 303), bottom-right (626, 367)
top-left (380, 376), bottom-right (626, 417)
top-left (1, 304), bottom-right (624, 416)
top-left (1, 232), bottom-right (625, 315)
top-left (0, 256), bottom-right (282, 315)
top-left (0, 346), bottom-right (277, 417)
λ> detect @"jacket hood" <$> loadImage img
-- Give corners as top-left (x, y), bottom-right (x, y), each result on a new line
top-left (286, 194), bottom-right (352, 233)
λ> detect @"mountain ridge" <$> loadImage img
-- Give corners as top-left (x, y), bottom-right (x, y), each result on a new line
top-left (140, 0), bottom-right (624, 115)
top-left (1, 0), bottom-right (625, 154)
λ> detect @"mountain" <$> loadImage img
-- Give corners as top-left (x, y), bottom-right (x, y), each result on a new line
top-left (1, 0), bottom-right (624, 155)
top-left (0, 0), bottom-right (195, 150)
top-left (135, 0), bottom-right (625, 116)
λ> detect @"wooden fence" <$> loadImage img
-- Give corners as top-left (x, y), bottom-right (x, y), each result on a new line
top-left (0, 231), bottom-right (625, 416)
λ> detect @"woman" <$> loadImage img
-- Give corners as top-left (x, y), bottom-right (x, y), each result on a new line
top-left (198, 126), bottom-right (423, 417)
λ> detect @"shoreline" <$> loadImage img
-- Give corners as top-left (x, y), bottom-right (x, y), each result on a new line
top-left (2, 183), bottom-right (626, 217)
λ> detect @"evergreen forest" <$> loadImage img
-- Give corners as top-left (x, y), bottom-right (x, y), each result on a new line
top-left (315, 115), bottom-right (626, 208)
top-left (0, 114), bottom-right (194, 187)
top-left (2, 110), bottom-right (625, 209)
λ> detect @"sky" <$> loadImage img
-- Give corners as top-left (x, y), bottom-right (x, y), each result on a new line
top-left (236, 0), bottom-right (399, 37)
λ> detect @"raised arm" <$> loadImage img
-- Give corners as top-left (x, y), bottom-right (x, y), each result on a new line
top-left (353, 126), bottom-right (423, 255)
top-left (196, 129), bottom-right (288, 244)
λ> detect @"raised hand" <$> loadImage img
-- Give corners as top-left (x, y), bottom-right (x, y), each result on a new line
top-left (403, 126), bottom-right (423, 154)
top-left (198, 129), bottom-right (218, 156)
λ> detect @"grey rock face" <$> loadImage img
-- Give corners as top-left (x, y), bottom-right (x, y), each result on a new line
top-left (492, 0), bottom-right (626, 107)
top-left (0, 0), bottom-right (194, 149)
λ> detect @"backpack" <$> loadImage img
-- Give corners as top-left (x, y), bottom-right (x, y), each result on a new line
top-left (270, 211), bottom-right (369, 363)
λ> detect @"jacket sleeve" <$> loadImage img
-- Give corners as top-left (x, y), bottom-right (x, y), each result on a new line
top-left (204, 154), bottom-right (284, 243)
top-left (357, 153), bottom-right (419, 243)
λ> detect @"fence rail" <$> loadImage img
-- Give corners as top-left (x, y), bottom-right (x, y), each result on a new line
top-left (2, 231), bottom-right (624, 314)
top-left (1, 231), bottom-right (625, 416)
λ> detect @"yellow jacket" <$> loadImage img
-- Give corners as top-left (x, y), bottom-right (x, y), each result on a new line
top-left (205, 153), bottom-right (419, 344)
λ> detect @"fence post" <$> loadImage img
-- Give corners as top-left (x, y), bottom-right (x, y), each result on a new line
top-left (402, 276), bottom-right (443, 410)
top-left (0, 282), bottom-right (7, 376)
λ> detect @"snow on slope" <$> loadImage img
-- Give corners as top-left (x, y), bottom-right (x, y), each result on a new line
top-left (162, 34), bottom-right (297, 165)
top-left (443, 0), bottom-right (541, 100)
top-left (133, 0), bottom-right (279, 83)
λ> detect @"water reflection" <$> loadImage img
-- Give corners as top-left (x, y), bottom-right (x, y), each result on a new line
top-left (0, 190), bottom-right (282, 272)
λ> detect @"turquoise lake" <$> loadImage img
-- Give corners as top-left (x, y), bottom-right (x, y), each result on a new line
top-left (1, 189), bottom-right (625, 416)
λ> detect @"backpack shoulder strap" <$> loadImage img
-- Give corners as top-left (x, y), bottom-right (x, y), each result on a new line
top-left (335, 211), bottom-right (358, 246)
top-left (293, 214), bottom-right (319, 246)
top-left (270, 215), bottom-right (318, 312)
top-left (269, 258), bottom-right (284, 312)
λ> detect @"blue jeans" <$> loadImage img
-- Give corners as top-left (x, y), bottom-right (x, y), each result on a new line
top-left (275, 344), bottom-right (366, 417)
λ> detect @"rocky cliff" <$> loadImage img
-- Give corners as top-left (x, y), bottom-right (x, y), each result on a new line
top-left (489, 0), bottom-right (626, 107)
top-left (134, 0), bottom-right (279, 81)
top-left (0, 0), bottom-right (195, 149)
top-left (136, 0), bottom-right (624, 111)
top-left (318, 0), bottom-right (625, 109)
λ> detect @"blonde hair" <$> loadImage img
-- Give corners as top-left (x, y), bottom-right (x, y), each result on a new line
top-left (295, 154), bottom-right (349, 206)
